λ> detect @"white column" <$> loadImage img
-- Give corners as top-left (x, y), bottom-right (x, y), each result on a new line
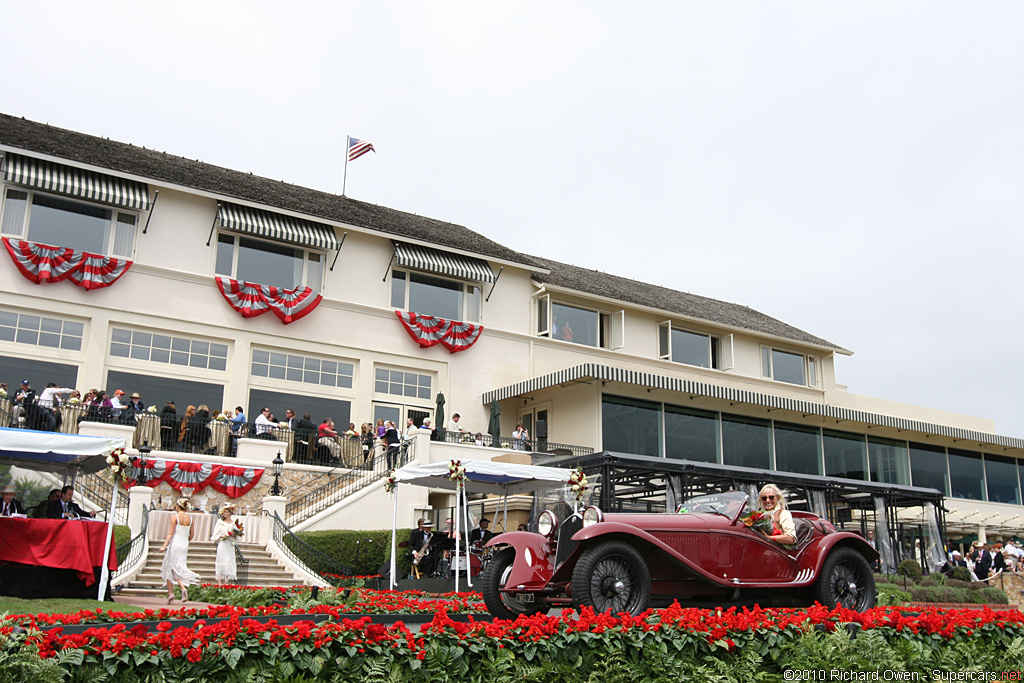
top-left (128, 485), bottom-right (154, 536)
top-left (263, 495), bottom-right (287, 520)
top-left (978, 525), bottom-right (988, 544)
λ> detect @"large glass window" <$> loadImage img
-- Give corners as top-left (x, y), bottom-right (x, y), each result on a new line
top-left (601, 395), bottom-right (660, 457)
top-left (374, 367), bottom-right (431, 400)
top-left (985, 454), bottom-right (1020, 504)
top-left (216, 233), bottom-right (323, 290)
top-left (0, 310), bottom-right (83, 351)
top-left (251, 349), bottom-right (353, 388)
top-left (111, 329), bottom-right (228, 371)
top-left (390, 270), bottom-right (480, 322)
top-left (823, 430), bottom-right (867, 480)
top-left (551, 302), bottom-right (602, 348)
top-left (868, 437), bottom-right (910, 485)
top-left (106, 370), bottom-right (223, 416)
top-left (774, 422), bottom-right (821, 475)
top-left (721, 414), bottom-right (771, 469)
top-left (659, 325), bottom-right (719, 369)
top-left (1, 189), bottom-right (136, 257)
top-left (249, 388), bottom-right (350, 430)
top-left (664, 404), bottom-right (718, 462)
top-left (908, 442), bottom-right (948, 494)
top-left (761, 346), bottom-right (814, 386)
top-left (947, 448), bottom-right (984, 500)
top-left (0, 355), bottom-right (78, 393)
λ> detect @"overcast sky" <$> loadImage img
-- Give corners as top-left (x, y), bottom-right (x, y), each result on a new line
top-left (3, 2), bottom-right (1022, 436)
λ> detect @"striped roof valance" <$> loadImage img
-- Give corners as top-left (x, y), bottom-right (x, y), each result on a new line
top-left (482, 363), bottom-right (1024, 451)
top-left (394, 241), bottom-right (494, 283)
top-left (219, 202), bottom-right (340, 251)
top-left (2, 153), bottom-right (151, 211)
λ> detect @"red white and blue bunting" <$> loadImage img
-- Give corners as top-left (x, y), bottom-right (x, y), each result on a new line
top-left (2, 238), bottom-right (132, 290)
top-left (215, 276), bottom-right (323, 324)
top-left (128, 457), bottom-right (265, 498)
top-left (395, 311), bottom-right (484, 353)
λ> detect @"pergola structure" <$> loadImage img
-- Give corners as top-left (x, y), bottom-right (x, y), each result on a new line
top-left (535, 451), bottom-right (947, 573)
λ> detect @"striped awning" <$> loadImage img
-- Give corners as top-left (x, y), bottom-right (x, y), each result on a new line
top-left (482, 363), bottom-right (1024, 451)
top-left (394, 241), bottom-right (495, 283)
top-left (219, 203), bottom-right (340, 251)
top-left (2, 153), bottom-right (151, 211)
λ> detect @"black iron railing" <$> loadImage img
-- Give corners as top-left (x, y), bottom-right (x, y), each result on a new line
top-left (271, 512), bottom-right (353, 584)
top-left (114, 504), bottom-right (150, 581)
top-left (234, 545), bottom-right (250, 586)
top-left (285, 440), bottom-right (412, 525)
top-left (436, 429), bottom-right (593, 457)
top-left (79, 471), bottom-right (130, 525)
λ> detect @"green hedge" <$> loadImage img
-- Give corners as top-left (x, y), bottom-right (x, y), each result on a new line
top-left (294, 528), bottom-right (414, 577)
top-left (880, 575), bottom-right (1009, 605)
top-left (113, 525), bottom-right (131, 549)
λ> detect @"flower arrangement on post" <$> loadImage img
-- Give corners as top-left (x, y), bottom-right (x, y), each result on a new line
top-left (383, 468), bottom-right (397, 493)
top-left (568, 467), bottom-right (588, 503)
top-left (448, 459), bottom-right (467, 487)
top-left (105, 447), bottom-right (132, 488)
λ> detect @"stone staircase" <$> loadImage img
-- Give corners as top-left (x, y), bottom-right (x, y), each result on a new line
top-left (117, 540), bottom-right (307, 597)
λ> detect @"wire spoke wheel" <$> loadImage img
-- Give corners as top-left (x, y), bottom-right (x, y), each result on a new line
top-left (572, 540), bottom-right (651, 616)
top-left (481, 549), bottom-right (546, 619)
top-left (812, 546), bottom-right (876, 611)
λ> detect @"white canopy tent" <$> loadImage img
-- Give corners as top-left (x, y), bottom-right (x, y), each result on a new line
top-left (0, 427), bottom-right (126, 599)
top-left (388, 460), bottom-right (572, 591)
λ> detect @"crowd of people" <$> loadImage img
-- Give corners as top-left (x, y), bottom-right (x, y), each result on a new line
top-left (949, 539), bottom-right (1024, 580)
top-left (3, 379), bottom-right (151, 433)
top-left (0, 484), bottom-right (96, 520)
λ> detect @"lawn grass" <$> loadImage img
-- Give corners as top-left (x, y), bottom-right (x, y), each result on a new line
top-left (0, 596), bottom-right (148, 617)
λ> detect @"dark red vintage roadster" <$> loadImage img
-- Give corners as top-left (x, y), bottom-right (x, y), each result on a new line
top-left (481, 491), bottom-right (878, 618)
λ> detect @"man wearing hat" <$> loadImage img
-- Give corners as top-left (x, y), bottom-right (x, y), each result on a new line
top-left (12, 379), bottom-right (36, 427)
top-left (122, 392), bottom-right (146, 422)
top-left (469, 517), bottom-right (494, 545)
top-left (0, 485), bottom-right (26, 516)
top-left (408, 518), bottom-right (436, 576)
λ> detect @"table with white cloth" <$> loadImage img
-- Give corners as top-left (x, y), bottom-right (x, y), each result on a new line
top-left (208, 420), bottom-right (231, 456)
top-left (0, 398), bottom-right (10, 427)
top-left (270, 426), bottom-right (295, 460)
top-left (147, 510), bottom-right (218, 542)
top-left (60, 403), bottom-right (89, 433)
top-left (133, 413), bottom-right (161, 449)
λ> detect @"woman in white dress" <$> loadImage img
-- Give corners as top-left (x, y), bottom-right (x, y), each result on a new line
top-left (211, 502), bottom-right (239, 584)
top-left (159, 498), bottom-right (201, 603)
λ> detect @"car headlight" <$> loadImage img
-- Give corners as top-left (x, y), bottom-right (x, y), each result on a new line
top-left (582, 506), bottom-right (604, 527)
top-left (537, 510), bottom-right (558, 537)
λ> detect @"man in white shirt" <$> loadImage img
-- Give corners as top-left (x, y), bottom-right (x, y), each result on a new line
top-left (447, 413), bottom-right (466, 434)
top-left (36, 383), bottom-right (73, 432)
top-left (254, 407), bottom-right (275, 437)
top-left (109, 389), bottom-right (126, 419)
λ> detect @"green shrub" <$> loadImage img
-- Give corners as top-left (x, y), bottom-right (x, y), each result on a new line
top-left (976, 586), bottom-right (1009, 604)
top-left (897, 559), bottom-right (923, 581)
top-left (949, 567), bottom-right (973, 583)
top-left (113, 524), bottom-right (131, 548)
top-left (293, 528), bottom-right (414, 577)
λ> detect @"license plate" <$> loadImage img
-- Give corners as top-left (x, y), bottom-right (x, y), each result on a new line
top-left (514, 593), bottom-right (534, 604)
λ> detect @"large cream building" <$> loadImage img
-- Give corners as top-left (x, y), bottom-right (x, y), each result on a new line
top-left (1, 113), bottom-right (1021, 549)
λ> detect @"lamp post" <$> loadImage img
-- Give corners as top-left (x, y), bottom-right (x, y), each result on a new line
top-left (270, 451), bottom-right (284, 496)
top-left (137, 441), bottom-right (151, 486)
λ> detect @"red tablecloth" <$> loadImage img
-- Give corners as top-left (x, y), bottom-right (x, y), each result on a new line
top-left (0, 518), bottom-right (118, 585)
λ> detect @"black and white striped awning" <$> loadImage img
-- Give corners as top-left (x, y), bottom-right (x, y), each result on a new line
top-left (482, 363), bottom-right (1024, 451)
top-left (219, 203), bottom-right (340, 251)
top-left (394, 242), bottom-right (495, 282)
top-left (2, 153), bottom-right (151, 211)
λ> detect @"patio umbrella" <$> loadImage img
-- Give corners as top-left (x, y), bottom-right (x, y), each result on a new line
top-left (488, 400), bottom-right (501, 447)
top-left (435, 393), bottom-right (445, 438)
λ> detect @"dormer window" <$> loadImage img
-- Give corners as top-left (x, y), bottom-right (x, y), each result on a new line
top-left (658, 322), bottom-right (733, 370)
top-left (536, 294), bottom-right (624, 349)
top-left (387, 242), bottom-right (493, 323)
top-left (761, 346), bottom-right (817, 387)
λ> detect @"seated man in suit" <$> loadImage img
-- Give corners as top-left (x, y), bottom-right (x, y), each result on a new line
top-left (0, 485), bottom-right (26, 516)
top-left (469, 517), bottom-right (494, 546)
top-left (47, 485), bottom-right (95, 519)
top-left (408, 518), bottom-right (437, 577)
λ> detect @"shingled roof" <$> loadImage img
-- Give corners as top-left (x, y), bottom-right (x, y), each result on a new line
top-left (0, 113), bottom-right (534, 267)
top-left (0, 113), bottom-right (844, 352)
top-left (529, 255), bottom-right (848, 352)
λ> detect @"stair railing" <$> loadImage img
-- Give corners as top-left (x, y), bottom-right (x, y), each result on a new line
top-left (79, 471), bottom-right (130, 525)
top-left (113, 504), bottom-right (151, 582)
top-left (270, 512), bottom-right (353, 585)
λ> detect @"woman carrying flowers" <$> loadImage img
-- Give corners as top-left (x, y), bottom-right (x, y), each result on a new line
top-left (211, 502), bottom-right (242, 584)
top-left (757, 484), bottom-right (796, 546)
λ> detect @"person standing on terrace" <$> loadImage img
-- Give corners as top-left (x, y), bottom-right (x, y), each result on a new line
top-left (230, 406), bottom-right (246, 434)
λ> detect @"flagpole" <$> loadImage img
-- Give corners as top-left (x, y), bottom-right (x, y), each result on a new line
top-left (342, 135), bottom-right (350, 196)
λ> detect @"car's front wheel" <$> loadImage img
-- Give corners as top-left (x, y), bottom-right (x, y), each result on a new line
top-left (811, 547), bottom-right (876, 611)
top-left (571, 540), bottom-right (651, 616)
top-left (480, 548), bottom-right (547, 620)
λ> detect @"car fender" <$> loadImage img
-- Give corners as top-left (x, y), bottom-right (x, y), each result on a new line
top-left (797, 532), bottom-right (879, 579)
top-left (484, 532), bottom-right (555, 590)
top-left (569, 521), bottom-right (734, 586)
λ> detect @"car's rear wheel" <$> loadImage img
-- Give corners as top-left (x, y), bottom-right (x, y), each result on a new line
top-left (811, 547), bottom-right (876, 611)
top-left (571, 540), bottom-right (651, 616)
top-left (480, 549), bottom-right (547, 620)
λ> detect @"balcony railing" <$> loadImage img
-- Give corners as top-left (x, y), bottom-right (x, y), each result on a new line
top-left (435, 429), bottom-right (594, 458)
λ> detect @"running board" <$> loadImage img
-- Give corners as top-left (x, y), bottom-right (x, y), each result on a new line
top-left (730, 568), bottom-right (814, 586)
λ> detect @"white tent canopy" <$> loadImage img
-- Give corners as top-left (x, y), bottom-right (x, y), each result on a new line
top-left (0, 427), bottom-right (126, 473)
top-left (389, 460), bottom-right (572, 591)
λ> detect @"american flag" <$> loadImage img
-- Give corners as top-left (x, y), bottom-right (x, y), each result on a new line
top-left (348, 137), bottom-right (375, 162)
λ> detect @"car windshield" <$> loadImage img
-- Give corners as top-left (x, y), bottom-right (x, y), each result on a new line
top-left (677, 491), bottom-right (749, 519)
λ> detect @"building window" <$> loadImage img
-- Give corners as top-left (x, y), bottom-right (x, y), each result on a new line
top-left (664, 404), bottom-right (718, 463)
top-left (908, 442), bottom-right (949, 494)
top-left (868, 437), bottom-right (910, 485)
top-left (823, 430), bottom-right (867, 481)
top-left (658, 324), bottom-right (733, 369)
top-left (390, 270), bottom-right (480, 322)
top-left (948, 448), bottom-right (984, 500)
top-left (0, 310), bottom-right (83, 351)
top-left (601, 395), bottom-right (660, 457)
top-left (760, 346), bottom-right (816, 387)
top-left (374, 367), bottom-right (431, 400)
top-left (536, 295), bottom-right (623, 349)
top-left (1, 189), bottom-right (137, 258)
top-left (773, 422), bottom-right (822, 475)
top-left (216, 233), bottom-right (324, 290)
top-left (721, 414), bottom-right (772, 470)
top-left (111, 329), bottom-right (228, 371)
top-left (251, 349), bottom-right (354, 388)
top-left (985, 454), bottom-right (1020, 505)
